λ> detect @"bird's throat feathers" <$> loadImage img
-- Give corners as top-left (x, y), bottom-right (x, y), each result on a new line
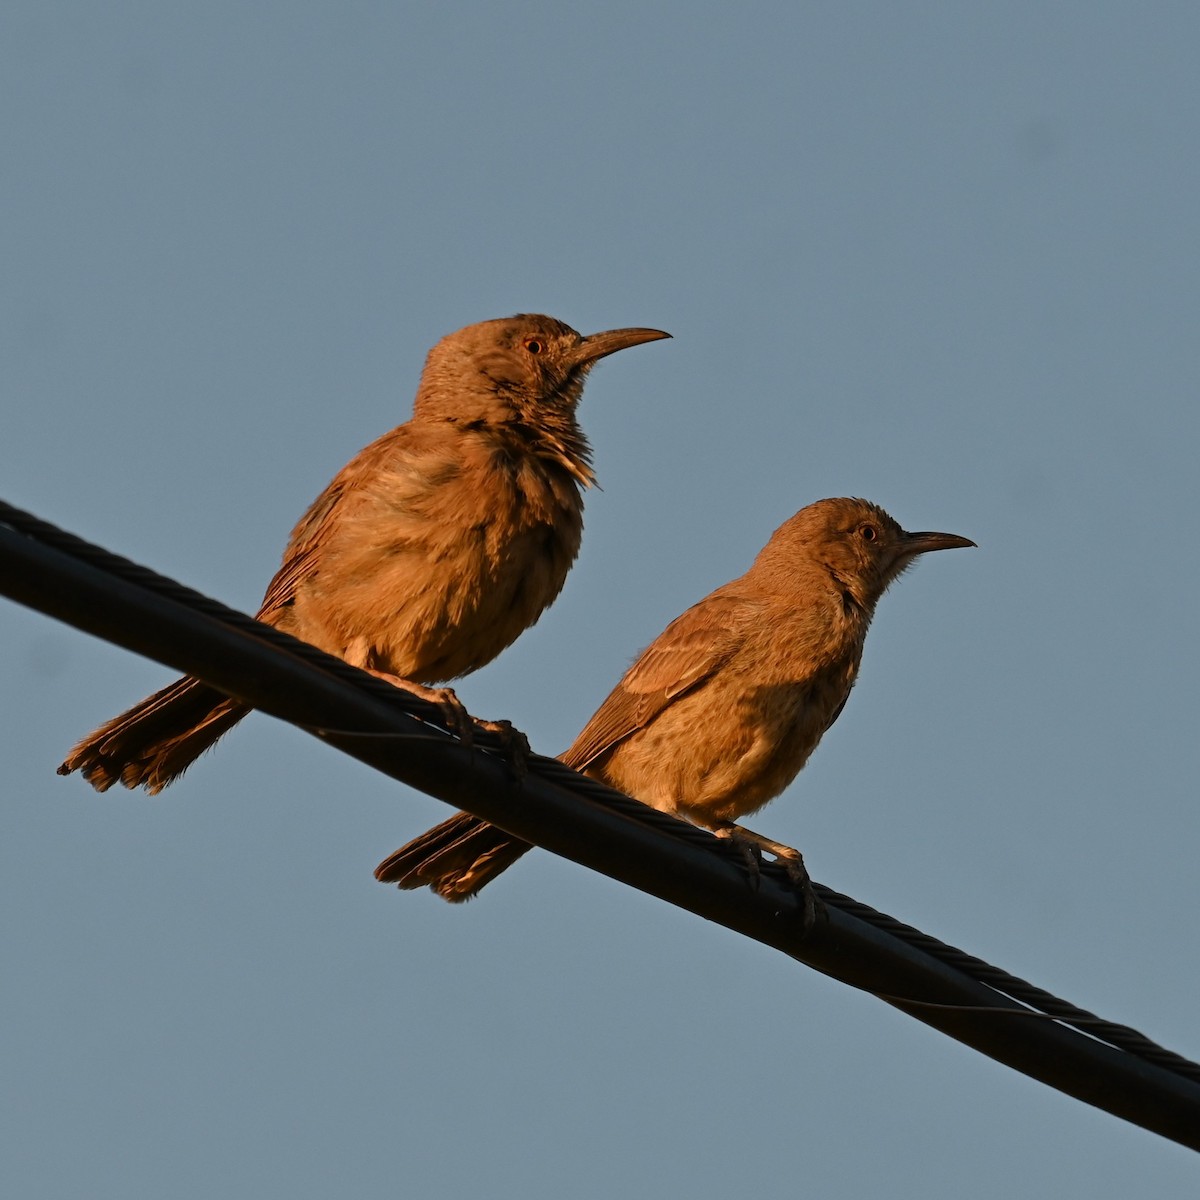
top-left (415, 375), bottom-right (595, 489)
top-left (503, 368), bottom-right (596, 489)
top-left (519, 417), bottom-right (595, 489)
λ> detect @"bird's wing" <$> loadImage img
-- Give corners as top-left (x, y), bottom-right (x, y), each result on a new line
top-left (562, 590), bottom-right (750, 771)
top-left (821, 690), bottom-right (852, 737)
top-left (255, 427), bottom-right (412, 620)
top-left (256, 480), bottom-right (347, 619)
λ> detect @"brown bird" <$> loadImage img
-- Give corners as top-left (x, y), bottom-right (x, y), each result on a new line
top-left (59, 314), bottom-right (669, 794)
top-left (376, 497), bottom-right (974, 902)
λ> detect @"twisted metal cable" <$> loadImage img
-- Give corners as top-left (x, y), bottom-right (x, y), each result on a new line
top-left (818, 885), bottom-right (1200, 1083)
top-left (2, 497), bottom-right (1196, 1089)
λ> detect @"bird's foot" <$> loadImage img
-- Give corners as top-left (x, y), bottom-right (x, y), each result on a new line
top-left (364, 672), bottom-right (529, 770)
top-left (713, 821), bottom-right (823, 932)
top-left (364, 672), bottom-right (476, 746)
top-left (715, 824), bottom-right (765, 889)
top-left (471, 718), bottom-right (530, 775)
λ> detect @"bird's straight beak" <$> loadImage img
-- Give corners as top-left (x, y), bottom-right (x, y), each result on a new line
top-left (573, 327), bottom-right (671, 366)
top-left (900, 530), bottom-right (978, 557)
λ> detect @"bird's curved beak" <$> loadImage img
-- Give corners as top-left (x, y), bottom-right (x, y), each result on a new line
top-left (901, 530), bottom-right (977, 557)
top-left (573, 327), bottom-right (671, 366)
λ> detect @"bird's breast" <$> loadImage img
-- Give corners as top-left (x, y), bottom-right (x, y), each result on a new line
top-left (599, 659), bottom-right (858, 827)
top-left (290, 439), bottom-right (585, 682)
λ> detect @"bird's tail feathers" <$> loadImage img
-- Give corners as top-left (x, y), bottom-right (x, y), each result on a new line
top-left (374, 811), bottom-right (531, 902)
top-left (58, 677), bottom-right (249, 794)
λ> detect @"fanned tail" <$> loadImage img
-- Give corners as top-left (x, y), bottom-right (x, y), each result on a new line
top-left (374, 811), bottom-right (531, 902)
top-left (58, 677), bottom-right (249, 794)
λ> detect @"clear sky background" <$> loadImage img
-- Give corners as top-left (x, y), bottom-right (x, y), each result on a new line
top-left (3, 4), bottom-right (1198, 1197)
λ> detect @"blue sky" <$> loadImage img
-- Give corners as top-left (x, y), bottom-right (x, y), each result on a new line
top-left (3, 4), bottom-right (1198, 1196)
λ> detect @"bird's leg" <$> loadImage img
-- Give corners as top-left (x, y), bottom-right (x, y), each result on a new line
top-left (363, 671), bottom-right (529, 771)
top-left (362, 671), bottom-right (476, 746)
top-left (712, 820), bottom-right (822, 930)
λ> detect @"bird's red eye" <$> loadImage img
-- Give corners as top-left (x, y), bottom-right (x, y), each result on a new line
top-left (860, 525), bottom-right (878, 542)
top-left (524, 338), bottom-right (544, 355)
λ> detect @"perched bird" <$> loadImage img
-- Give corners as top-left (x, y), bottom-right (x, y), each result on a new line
top-left (60, 314), bottom-right (669, 794)
top-left (377, 497), bottom-right (974, 902)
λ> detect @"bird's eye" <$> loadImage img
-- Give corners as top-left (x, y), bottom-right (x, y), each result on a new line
top-left (859, 525), bottom-right (878, 543)
top-left (524, 338), bottom-right (544, 355)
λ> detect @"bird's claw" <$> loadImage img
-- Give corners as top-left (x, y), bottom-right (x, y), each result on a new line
top-left (714, 822), bottom-right (823, 933)
top-left (715, 824), bottom-right (764, 891)
top-left (472, 718), bottom-right (531, 776)
top-left (363, 669), bottom-right (530, 769)
top-left (778, 851), bottom-right (823, 933)
top-left (363, 671), bottom-right (475, 745)
top-left (433, 686), bottom-right (474, 747)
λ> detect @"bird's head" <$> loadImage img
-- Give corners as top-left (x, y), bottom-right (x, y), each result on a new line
top-left (764, 497), bottom-right (975, 612)
top-left (413, 315), bottom-right (668, 483)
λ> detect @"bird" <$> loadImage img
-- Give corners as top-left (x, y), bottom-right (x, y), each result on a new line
top-left (376, 497), bottom-right (974, 904)
top-left (59, 314), bottom-right (670, 794)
